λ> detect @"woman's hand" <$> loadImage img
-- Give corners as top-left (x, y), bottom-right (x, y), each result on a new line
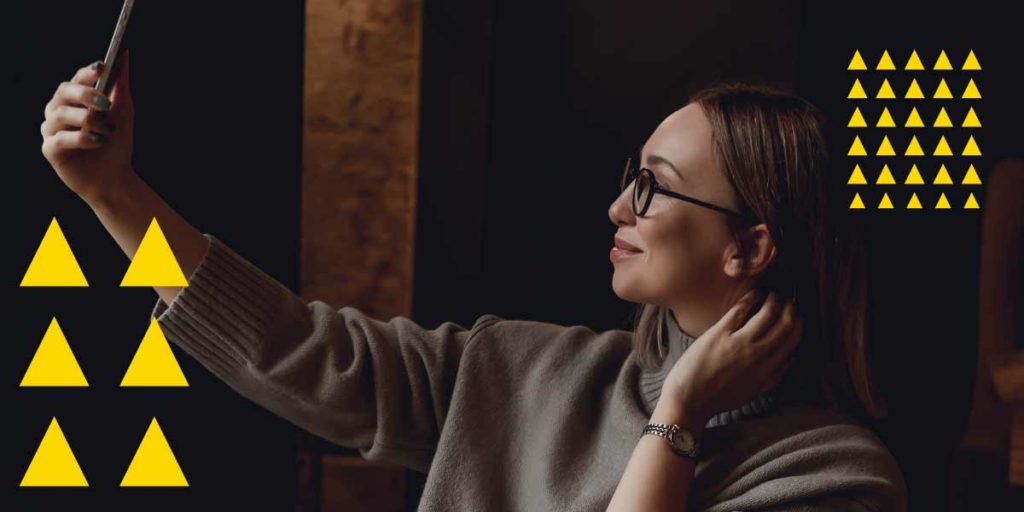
top-left (663, 289), bottom-right (803, 424)
top-left (40, 50), bottom-right (136, 205)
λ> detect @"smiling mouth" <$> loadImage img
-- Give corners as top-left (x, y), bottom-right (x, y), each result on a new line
top-left (610, 246), bottom-right (642, 261)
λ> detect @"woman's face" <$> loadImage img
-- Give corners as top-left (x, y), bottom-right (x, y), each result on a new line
top-left (608, 103), bottom-right (746, 309)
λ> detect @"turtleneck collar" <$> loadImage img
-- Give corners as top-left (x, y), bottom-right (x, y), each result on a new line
top-left (638, 309), bottom-right (780, 428)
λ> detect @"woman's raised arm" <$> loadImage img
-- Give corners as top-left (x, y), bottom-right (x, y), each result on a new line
top-left (40, 52), bottom-right (208, 307)
top-left (40, 55), bottom-right (500, 473)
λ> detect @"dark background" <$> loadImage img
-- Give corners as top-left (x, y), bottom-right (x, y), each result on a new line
top-left (7, 0), bottom-right (1021, 510)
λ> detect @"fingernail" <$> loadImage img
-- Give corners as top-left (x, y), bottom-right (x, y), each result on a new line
top-left (95, 111), bottom-right (108, 121)
top-left (90, 133), bottom-right (107, 143)
top-left (89, 60), bottom-right (104, 71)
top-left (104, 123), bottom-right (116, 132)
top-left (93, 95), bottom-right (111, 109)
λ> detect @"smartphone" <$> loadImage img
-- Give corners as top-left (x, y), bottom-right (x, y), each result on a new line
top-left (93, 0), bottom-right (136, 96)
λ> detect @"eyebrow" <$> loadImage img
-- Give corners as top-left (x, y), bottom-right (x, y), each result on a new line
top-left (644, 153), bottom-right (685, 182)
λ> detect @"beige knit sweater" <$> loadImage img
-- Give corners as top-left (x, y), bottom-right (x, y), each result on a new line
top-left (151, 234), bottom-right (908, 511)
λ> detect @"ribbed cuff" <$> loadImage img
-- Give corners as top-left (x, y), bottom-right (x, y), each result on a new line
top-left (150, 233), bottom-right (290, 381)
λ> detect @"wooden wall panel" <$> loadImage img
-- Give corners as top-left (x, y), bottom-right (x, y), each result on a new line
top-left (301, 0), bottom-right (422, 318)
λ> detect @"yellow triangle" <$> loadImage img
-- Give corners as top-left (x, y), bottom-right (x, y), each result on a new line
top-left (878, 192), bottom-right (894, 209)
top-left (934, 164), bottom-right (954, 184)
top-left (876, 164), bottom-right (897, 185)
top-left (965, 192), bottom-right (980, 209)
top-left (848, 136), bottom-right (868, 156)
top-left (934, 107), bottom-right (953, 128)
top-left (905, 164), bottom-right (925, 185)
top-left (848, 107), bottom-right (868, 128)
top-left (20, 317), bottom-right (88, 387)
top-left (963, 78), bottom-right (982, 99)
top-left (876, 50), bottom-right (896, 70)
top-left (848, 50), bottom-right (868, 70)
top-left (907, 192), bottom-right (923, 209)
top-left (848, 164), bottom-right (868, 185)
top-left (121, 218), bottom-right (188, 287)
top-left (962, 164), bottom-right (982, 185)
top-left (848, 79), bottom-right (868, 99)
top-left (934, 136), bottom-right (954, 156)
top-left (20, 217), bottom-right (88, 287)
top-left (121, 318), bottom-right (189, 387)
top-left (20, 417), bottom-right (88, 487)
top-left (905, 135), bottom-right (924, 156)
top-left (963, 107), bottom-right (982, 128)
top-left (905, 50), bottom-right (925, 70)
top-left (877, 136), bottom-right (896, 156)
top-left (850, 193), bottom-right (866, 209)
top-left (121, 418), bottom-right (189, 487)
top-left (905, 79), bottom-right (925, 99)
top-left (963, 50), bottom-right (982, 71)
top-left (876, 78), bottom-right (896, 99)
top-left (936, 193), bottom-right (951, 209)
top-left (905, 107), bottom-right (925, 127)
top-left (934, 50), bottom-right (953, 70)
top-left (963, 135), bottom-right (982, 156)
top-left (876, 107), bottom-right (896, 127)
top-left (934, 79), bottom-right (953, 99)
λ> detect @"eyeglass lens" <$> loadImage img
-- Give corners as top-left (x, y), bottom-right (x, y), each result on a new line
top-left (621, 161), bottom-right (653, 215)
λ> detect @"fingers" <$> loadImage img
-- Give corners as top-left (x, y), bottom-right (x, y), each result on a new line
top-left (42, 129), bottom-right (108, 153)
top-left (45, 66), bottom-right (112, 120)
top-left (72, 60), bottom-right (104, 86)
top-left (719, 288), bottom-right (764, 332)
top-left (756, 298), bottom-right (796, 347)
top-left (766, 312), bottom-right (803, 366)
top-left (41, 104), bottom-right (116, 137)
top-left (733, 291), bottom-right (784, 340)
top-left (55, 80), bottom-right (112, 111)
top-left (42, 60), bottom-right (118, 141)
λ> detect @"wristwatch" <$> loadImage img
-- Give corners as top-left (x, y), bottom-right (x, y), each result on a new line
top-left (642, 422), bottom-right (700, 460)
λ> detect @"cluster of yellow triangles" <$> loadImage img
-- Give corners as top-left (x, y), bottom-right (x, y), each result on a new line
top-left (848, 49), bottom-right (980, 71)
top-left (20, 217), bottom-right (188, 288)
top-left (848, 164), bottom-right (982, 186)
top-left (20, 317), bottom-right (188, 388)
top-left (846, 49), bottom-right (983, 211)
top-left (848, 106), bottom-right (980, 128)
top-left (848, 77), bottom-right (982, 100)
top-left (19, 215), bottom-right (191, 487)
top-left (848, 135), bottom-right (981, 157)
top-left (20, 416), bottom-right (188, 487)
top-left (849, 191), bottom-right (980, 210)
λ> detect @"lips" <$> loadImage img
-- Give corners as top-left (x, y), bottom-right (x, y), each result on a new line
top-left (614, 236), bottom-right (643, 252)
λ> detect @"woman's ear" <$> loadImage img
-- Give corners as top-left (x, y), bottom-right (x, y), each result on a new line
top-left (723, 224), bottom-right (777, 278)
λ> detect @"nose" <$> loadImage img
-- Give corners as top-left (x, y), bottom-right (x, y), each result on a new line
top-left (608, 187), bottom-right (636, 227)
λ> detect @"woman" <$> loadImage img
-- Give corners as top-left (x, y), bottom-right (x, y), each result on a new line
top-left (40, 52), bottom-right (907, 511)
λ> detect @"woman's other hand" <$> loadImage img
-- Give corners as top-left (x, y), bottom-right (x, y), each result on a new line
top-left (40, 50), bottom-right (136, 205)
top-left (664, 289), bottom-right (803, 424)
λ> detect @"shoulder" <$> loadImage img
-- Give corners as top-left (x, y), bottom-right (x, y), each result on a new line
top-left (696, 405), bottom-right (908, 511)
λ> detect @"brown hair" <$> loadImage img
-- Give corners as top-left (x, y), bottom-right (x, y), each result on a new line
top-left (630, 82), bottom-right (889, 420)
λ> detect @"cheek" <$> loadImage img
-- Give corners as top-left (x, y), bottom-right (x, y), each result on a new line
top-left (637, 213), bottom-right (719, 278)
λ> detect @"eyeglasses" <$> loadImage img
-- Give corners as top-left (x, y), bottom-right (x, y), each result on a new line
top-left (620, 157), bottom-right (756, 222)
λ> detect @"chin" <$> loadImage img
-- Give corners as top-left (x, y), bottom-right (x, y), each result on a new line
top-left (611, 272), bottom-right (648, 304)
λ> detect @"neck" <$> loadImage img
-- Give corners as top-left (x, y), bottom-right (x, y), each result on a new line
top-left (638, 308), bottom-right (779, 428)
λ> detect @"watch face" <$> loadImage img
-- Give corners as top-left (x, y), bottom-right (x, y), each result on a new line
top-left (671, 429), bottom-right (695, 452)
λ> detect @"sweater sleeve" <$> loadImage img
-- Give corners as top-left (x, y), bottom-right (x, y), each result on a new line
top-left (149, 233), bottom-right (502, 473)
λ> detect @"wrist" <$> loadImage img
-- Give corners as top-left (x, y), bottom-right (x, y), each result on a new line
top-left (651, 398), bottom-right (706, 440)
top-left (87, 169), bottom-right (142, 213)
